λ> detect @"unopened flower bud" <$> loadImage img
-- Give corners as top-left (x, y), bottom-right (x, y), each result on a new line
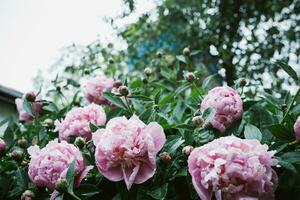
top-left (21, 160), bottom-right (28, 166)
top-left (156, 51), bottom-right (162, 58)
top-left (144, 67), bottom-right (152, 76)
top-left (118, 86), bottom-right (129, 96)
top-left (142, 78), bottom-right (148, 84)
top-left (238, 77), bottom-right (247, 87)
top-left (109, 58), bottom-right (114, 64)
top-left (183, 47), bottom-right (190, 56)
top-left (0, 139), bottom-right (6, 153)
top-left (192, 116), bottom-right (204, 126)
top-left (56, 86), bottom-right (61, 92)
top-left (74, 137), bottom-right (85, 149)
top-left (43, 118), bottom-right (53, 127)
top-left (153, 104), bottom-right (159, 112)
top-left (184, 72), bottom-right (195, 82)
top-left (55, 178), bottom-right (68, 193)
top-left (160, 152), bottom-right (171, 164)
top-left (113, 80), bottom-right (122, 88)
top-left (25, 92), bottom-right (36, 102)
top-left (17, 137), bottom-right (27, 148)
top-left (182, 145), bottom-right (194, 156)
top-left (21, 190), bottom-right (35, 200)
top-left (203, 122), bottom-right (213, 129)
top-left (10, 150), bottom-right (24, 161)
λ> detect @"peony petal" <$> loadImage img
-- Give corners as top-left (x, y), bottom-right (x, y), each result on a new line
top-left (75, 165), bottom-right (93, 187)
top-left (27, 145), bottom-right (40, 157)
top-left (144, 122), bottom-right (166, 152)
top-left (134, 161), bottom-right (155, 184)
top-left (122, 164), bottom-right (140, 190)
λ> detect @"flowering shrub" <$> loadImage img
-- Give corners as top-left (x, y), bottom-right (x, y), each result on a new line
top-left (1, 48), bottom-right (300, 200)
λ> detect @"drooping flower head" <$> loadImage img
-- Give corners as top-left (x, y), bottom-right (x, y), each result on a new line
top-left (92, 115), bottom-right (166, 190)
top-left (27, 139), bottom-right (92, 190)
top-left (188, 135), bottom-right (278, 200)
top-left (293, 116), bottom-right (300, 142)
top-left (55, 103), bottom-right (106, 142)
top-left (83, 75), bottom-right (114, 105)
top-left (200, 86), bottom-right (243, 132)
top-left (15, 91), bottom-right (42, 121)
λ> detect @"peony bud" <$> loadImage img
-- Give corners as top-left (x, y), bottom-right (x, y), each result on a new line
top-left (184, 72), bottom-right (195, 82)
top-left (17, 137), bottom-right (27, 148)
top-left (182, 145), bottom-right (194, 156)
top-left (156, 51), bottom-right (162, 58)
top-left (74, 137), bottom-right (86, 149)
top-left (0, 138), bottom-right (6, 153)
top-left (21, 190), bottom-right (35, 200)
top-left (55, 178), bottom-right (68, 193)
top-left (113, 80), bottom-right (122, 88)
top-left (238, 77), bottom-right (247, 87)
top-left (144, 67), bottom-right (152, 76)
top-left (183, 47), bottom-right (190, 56)
top-left (10, 150), bottom-right (24, 161)
top-left (192, 116), bottom-right (204, 126)
top-left (160, 152), bottom-right (171, 164)
top-left (43, 118), bottom-right (53, 127)
top-left (203, 122), bottom-right (213, 129)
top-left (118, 86), bottom-right (129, 96)
top-left (25, 92), bottom-right (36, 102)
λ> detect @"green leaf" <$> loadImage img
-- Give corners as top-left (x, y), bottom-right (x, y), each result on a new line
top-left (202, 73), bottom-right (218, 89)
top-left (277, 157), bottom-right (297, 174)
top-left (89, 123), bottom-right (98, 132)
top-left (275, 60), bottom-right (298, 82)
top-left (174, 82), bottom-right (191, 97)
top-left (176, 55), bottom-right (187, 64)
top-left (147, 183), bottom-right (168, 200)
top-left (127, 95), bottom-right (153, 102)
top-left (66, 160), bottom-right (76, 193)
top-left (202, 107), bottom-right (215, 123)
top-left (280, 151), bottom-right (300, 164)
top-left (103, 92), bottom-right (127, 110)
top-left (267, 124), bottom-right (294, 141)
top-left (22, 99), bottom-right (34, 116)
top-left (244, 124), bottom-right (262, 141)
top-left (168, 137), bottom-right (184, 154)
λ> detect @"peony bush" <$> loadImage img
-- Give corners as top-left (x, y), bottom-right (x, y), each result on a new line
top-left (1, 48), bottom-right (300, 200)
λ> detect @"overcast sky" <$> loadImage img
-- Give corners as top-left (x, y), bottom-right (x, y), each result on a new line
top-left (0, 0), bottom-right (154, 93)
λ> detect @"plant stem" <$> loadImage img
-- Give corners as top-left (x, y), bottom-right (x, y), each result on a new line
top-left (68, 192), bottom-right (81, 200)
top-left (281, 87), bottom-right (300, 124)
top-left (124, 96), bottom-right (133, 114)
top-left (288, 140), bottom-right (298, 146)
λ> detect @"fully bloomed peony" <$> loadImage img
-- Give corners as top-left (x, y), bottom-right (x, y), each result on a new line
top-left (27, 139), bottom-right (92, 190)
top-left (15, 92), bottom-right (42, 121)
top-left (92, 115), bottom-right (166, 190)
top-left (83, 75), bottom-right (114, 105)
top-left (200, 86), bottom-right (243, 132)
top-left (293, 116), bottom-right (300, 142)
top-left (188, 135), bottom-right (278, 200)
top-left (55, 103), bottom-right (106, 142)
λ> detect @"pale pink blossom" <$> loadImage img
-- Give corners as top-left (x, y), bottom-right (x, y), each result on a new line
top-left (188, 135), bottom-right (278, 200)
top-left (200, 86), bottom-right (243, 132)
top-left (27, 139), bottom-right (92, 190)
top-left (92, 115), bottom-right (166, 190)
top-left (55, 103), bottom-right (106, 142)
top-left (15, 92), bottom-right (42, 121)
top-left (294, 116), bottom-right (300, 141)
top-left (83, 75), bottom-right (114, 105)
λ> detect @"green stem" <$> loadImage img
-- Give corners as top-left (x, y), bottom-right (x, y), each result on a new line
top-left (124, 96), bottom-right (133, 114)
top-left (281, 87), bottom-right (300, 124)
top-left (68, 192), bottom-right (81, 200)
top-left (288, 140), bottom-right (298, 146)
top-left (192, 82), bottom-right (203, 100)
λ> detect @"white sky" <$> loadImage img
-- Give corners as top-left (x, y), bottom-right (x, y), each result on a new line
top-left (0, 0), bottom-right (154, 93)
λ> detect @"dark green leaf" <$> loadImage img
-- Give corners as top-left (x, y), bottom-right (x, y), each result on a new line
top-left (176, 55), bottom-right (187, 64)
top-left (22, 99), bottom-right (34, 116)
top-left (89, 123), bottom-right (98, 132)
top-left (66, 160), bottom-right (76, 193)
top-left (244, 124), bottom-right (262, 141)
top-left (147, 183), bottom-right (168, 200)
top-left (277, 157), bottom-right (297, 174)
top-left (275, 60), bottom-right (298, 82)
top-left (103, 92), bottom-right (127, 110)
top-left (280, 151), bottom-right (300, 164)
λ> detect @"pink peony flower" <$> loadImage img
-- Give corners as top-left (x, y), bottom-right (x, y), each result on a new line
top-left (188, 135), bottom-right (278, 200)
top-left (200, 86), bottom-right (243, 132)
top-left (55, 103), bottom-right (106, 142)
top-left (15, 92), bottom-right (42, 121)
top-left (0, 138), bottom-right (6, 152)
top-left (92, 115), bottom-right (166, 190)
top-left (83, 75), bottom-right (114, 105)
top-left (27, 139), bottom-right (93, 190)
top-left (294, 116), bottom-right (300, 142)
